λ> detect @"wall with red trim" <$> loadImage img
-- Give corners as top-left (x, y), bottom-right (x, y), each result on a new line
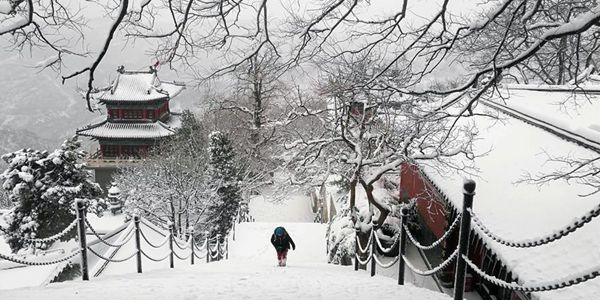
top-left (400, 162), bottom-right (449, 238)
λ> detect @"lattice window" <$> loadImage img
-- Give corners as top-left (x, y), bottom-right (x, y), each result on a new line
top-left (123, 110), bottom-right (143, 119)
top-left (103, 145), bottom-right (118, 158)
top-left (122, 145), bottom-right (140, 158)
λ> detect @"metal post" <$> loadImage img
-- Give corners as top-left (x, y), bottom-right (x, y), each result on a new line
top-left (168, 223), bottom-right (174, 269)
top-left (134, 215), bottom-right (142, 273)
top-left (216, 234), bottom-right (222, 261)
top-left (206, 231), bottom-right (210, 263)
top-left (232, 219), bottom-right (236, 241)
top-left (225, 237), bottom-right (229, 260)
top-left (454, 180), bottom-right (476, 300)
top-left (398, 207), bottom-right (408, 285)
top-left (371, 222), bottom-right (377, 277)
top-left (354, 227), bottom-right (360, 271)
top-left (190, 228), bottom-right (195, 265)
top-left (76, 199), bottom-right (89, 281)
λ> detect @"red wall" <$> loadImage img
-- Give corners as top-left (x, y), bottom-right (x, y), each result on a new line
top-left (400, 162), bottom-right (449, 238)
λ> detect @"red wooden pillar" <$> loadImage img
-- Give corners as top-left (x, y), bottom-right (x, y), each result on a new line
top-left (117, 145), bottom-right (123, 157)
top-left (143, 110), bottom-right (148, 119)
top-left (99, 145), bottom-right (104, 158)
top-left (119, 109), bottom-right (123, 119)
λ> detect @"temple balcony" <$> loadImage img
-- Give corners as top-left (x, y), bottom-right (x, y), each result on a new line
top-left (85, 149), bottom-right (144, 169)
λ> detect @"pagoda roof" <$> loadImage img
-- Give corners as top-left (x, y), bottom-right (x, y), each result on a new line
top-left (95, 67), bottom-right (185, 103)
top-left (77, 115), bottom-right (181, 139)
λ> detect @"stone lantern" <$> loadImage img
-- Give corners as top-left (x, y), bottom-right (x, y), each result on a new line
top-left (107, 182), bottom-right (123, 214)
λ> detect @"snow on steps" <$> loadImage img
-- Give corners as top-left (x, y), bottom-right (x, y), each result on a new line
top-left (229, 222), bottom-right (328, 264)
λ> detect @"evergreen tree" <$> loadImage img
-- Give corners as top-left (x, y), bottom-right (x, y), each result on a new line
top-left (206, 131), bottom-right (242, 236)
top-left (0, 136), bottom-right (104, 252)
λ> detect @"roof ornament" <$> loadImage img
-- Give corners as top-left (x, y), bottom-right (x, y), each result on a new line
top-left (117, 65), bottom-right (125, 73)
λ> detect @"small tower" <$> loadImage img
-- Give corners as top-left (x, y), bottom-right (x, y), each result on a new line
top-left (77, 66), bottom-right (185, 191)
top-left (107, 183), bottom-right (123, 215)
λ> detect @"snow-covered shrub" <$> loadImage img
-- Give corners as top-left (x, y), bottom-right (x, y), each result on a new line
top-left (0, 188), bottom-right (9, 209)
top-left (326, 209), bottom-right (355, 265)
top-left (0, 137), bottom-right (104, 252)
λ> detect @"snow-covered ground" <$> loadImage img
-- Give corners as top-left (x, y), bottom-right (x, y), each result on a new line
top-left (0, 251), bottom-right (450, 300)
top-left (0, 194), bottom-right (450, 300)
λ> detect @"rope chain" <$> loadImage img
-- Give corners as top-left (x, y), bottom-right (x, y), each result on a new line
top-left (86, 219), bottom-right (134, 248)
top-left (463, 255), bottom-right (600, 292)
top-left (373, 254), bottom-right (400, 268)
top-left (404, 214), bottom-right (461, 250)
top-left (355, 229), bottom-right (373, 254)
top-left (469, 204), bottom-right (600, 248)
top-left (173, 237), bottom-right (191, 250)
top-left (19, 219), bottom-right (78, 244)
top-left (87, 246), bottom-right (138, 263)
top-left (402, 248), bottom-right (458, 276)
top-left (373, 231), bottom-right (399, 254)
top-left (173, 250), bottom-right (191, 260)
top-left (210, 248), bottom-right (220, 259)
top-left (140, 250), bottom-right (170, 262)
top-left (194, 239), bottom-right (208, 252)
top-left (193, 251), bottom-right (207, 260)
top-left (139, 228), bottom-right (170, 249)
top-left (355, 252), bottom-right (373, 265)
top-left (0, 249), bottom-right (80, 266)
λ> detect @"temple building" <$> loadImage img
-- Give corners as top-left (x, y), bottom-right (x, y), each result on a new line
top-left (77, 66), bottom-right (185, 191)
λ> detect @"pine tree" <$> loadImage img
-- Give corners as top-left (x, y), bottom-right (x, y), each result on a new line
top-left (0, 136), bottom-right (104, 252)
top-left (206, 131), bottom-right (242, 236)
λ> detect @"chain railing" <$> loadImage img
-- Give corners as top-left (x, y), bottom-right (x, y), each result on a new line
top-left (0, 199), bottom-right (237, 283)
top-left (350, 179), bottom-right (600, 300)
top-left (426, 180), bottom-right (600, 299)
top-left (469, 203), bottom-right (600, 248)
top-left (403, 213), bottom-right (460, 251)
top-left (353, 207), bottom-right (458, 285)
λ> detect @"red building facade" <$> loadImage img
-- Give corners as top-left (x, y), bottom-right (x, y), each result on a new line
top-left (77, 66), bottom-right (184, 191)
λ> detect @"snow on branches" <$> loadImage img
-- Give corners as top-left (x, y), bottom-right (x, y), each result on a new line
top-left (0, 136), bottom-right (104, 253)
top-left (206, 131), bottom-right (242, 236)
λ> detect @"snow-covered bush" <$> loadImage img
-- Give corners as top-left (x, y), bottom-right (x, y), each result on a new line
top-left (326, 209), bottom-right (355, 265)
top-left (0, 188), bottom-right (9, 209)
top-left (0, 137), bottom-right (104, 252)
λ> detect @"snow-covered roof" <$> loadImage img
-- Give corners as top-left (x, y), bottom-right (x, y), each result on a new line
top-left (419, 86), bottom-right (600, 299)
top-left (76, 115), bottom-right (181, 139)
top-left (96, 68), bottom-right (185, 103)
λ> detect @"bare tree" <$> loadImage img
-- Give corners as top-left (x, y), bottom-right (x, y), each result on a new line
top-left (3, 0), bottom-right (599, 193)
top-left (4, 1), bottom-right (600, 106)
top-left (284, 54), bottom-right (479, 226)
top-left (207, 49), bottom-right (287, 178)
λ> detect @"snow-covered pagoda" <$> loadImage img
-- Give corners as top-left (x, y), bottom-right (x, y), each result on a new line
top-left (77, 65), bottom-right (184, 190)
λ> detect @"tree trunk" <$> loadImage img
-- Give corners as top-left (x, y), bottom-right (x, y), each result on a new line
top-left (349, 176), bottom-right (357, 210)
top-left (558, 36), bottom-right (567, 85)
top-left (362, 181), bottom-right (390, 226)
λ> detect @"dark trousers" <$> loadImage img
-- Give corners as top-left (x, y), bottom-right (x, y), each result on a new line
top-left (277, 249), bottom-right (288, 261)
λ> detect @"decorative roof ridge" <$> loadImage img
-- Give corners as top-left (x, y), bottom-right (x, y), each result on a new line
top-left (156, 120), bottom-right (177, 133)
top-left (116, 65), bottom-right (157, 75)
top-left (76, 119), bottom-right (108, 133)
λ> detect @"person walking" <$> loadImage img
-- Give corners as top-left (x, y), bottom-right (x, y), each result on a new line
top-left (270, 226), bottom-right (295, 267)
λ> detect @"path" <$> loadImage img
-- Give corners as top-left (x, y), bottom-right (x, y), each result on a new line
top-left (0, 185), bottom-right (451, 299)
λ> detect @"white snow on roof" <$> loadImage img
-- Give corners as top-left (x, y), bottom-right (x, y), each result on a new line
top-left (495, 86), bottom-right (600, 145)
top-left (420, 88), bottom-right (600, 299)
top-left (77, 115), bottom-right (181, 139)
top-left (97, 70), bottom-right (184, 102)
